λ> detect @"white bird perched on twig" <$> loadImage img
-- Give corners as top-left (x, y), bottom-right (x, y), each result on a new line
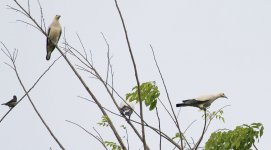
top-left (176, 92), bottom-right (228, 110)
top-left (2, 95), bottom-right (17, 108)
top-left (119, 101), bottom-right (135, 120)
top-left (46, 15), bottom-right (62, 60)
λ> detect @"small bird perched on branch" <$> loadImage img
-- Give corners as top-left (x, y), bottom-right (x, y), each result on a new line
top-left (2, 95), bottom-right (17, 108)
top-left (46, 15), bottom-right (62, 60)
top-left (120, 101), bottom-right (135, 120)
top-left (176, 93), bottom-right (228, 110)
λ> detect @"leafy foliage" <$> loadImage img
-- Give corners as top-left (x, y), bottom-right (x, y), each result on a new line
top-left (205, 109), bottom-right (225, 123)
top-left (104, 141), bottom-right (121, 150)
top-left (126, 81), bottom-right (160, 111)
top-left (172, 132), bottom-right (181, 140)
top-left (97, 115), bottom-right (109, 127)
top-left (205, 123), bottom-right (264, 150)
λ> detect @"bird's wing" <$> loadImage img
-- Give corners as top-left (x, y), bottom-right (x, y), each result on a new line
top-left (57, 29), bottom-right (62, 42)
top-left (46, 27), bottom-right (51, 50)
top-left (183, 99), bottom-right (206, 105)
top-left (2, 98), bottom-right (16, 105)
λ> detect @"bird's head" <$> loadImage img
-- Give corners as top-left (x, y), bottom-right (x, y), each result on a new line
top-left (55, 15), bottom-right (61, 20)
top-left (13, 95), bottom-right (17, 100)
top-left (218, 93), bottom-right (228, 99)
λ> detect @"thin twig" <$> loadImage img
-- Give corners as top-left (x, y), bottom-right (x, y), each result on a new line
top-left (158, 98), bottom-right (175, 122)
top-left (27, 0), bottom-right (30, 14)
top-left (76, 32), bottom-right (88, 59)
top-left (194, 110), bottom-right (207, 149)
top-left (66, 120), bottom-right (108, 150)
top-left (36, 0), bottom-right (46, 30)
top-left (93, 127), bottom-right (105, 142)
top-left (173, 120), bottom-right (197, 150)
top-left (156, 107), bottom-right (162, 150)
top-left (16, 19), bottom-right (42, 32)
top-left (204, 105), bottom-right (230, 134)
top-left (101, 32), bottom-right (110, 85)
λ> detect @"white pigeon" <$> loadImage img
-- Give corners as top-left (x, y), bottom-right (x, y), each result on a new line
top-left (2, 95), bottom-right (17, 108)
top-left (176, 93), bottom-right (228, 110)
top-left (120, 101), bottom-right (135, 120)
top-left (46, 15), bottom-right (62, 60)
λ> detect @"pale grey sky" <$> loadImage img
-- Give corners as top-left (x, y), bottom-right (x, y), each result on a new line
top-left (0, 0), bottom-right (270, 149)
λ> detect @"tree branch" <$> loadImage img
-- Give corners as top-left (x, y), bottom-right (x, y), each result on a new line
top-left (194, 110), bottom-right (207, 149)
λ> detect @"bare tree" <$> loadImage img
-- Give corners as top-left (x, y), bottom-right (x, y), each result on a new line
top-left (0, 0), bottom-right (231, 150)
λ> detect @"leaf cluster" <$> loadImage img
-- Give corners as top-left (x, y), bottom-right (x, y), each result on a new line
top-left (104, 141), bottom-right (121, 150)
top-left (126, 81), bottom-right (160, 111)
top-left (205, 109), bottom-right (225, 123)
top-left (205, 123), bottom-right (264, 150)
top-left (97, 115), bottom-right (110, 127)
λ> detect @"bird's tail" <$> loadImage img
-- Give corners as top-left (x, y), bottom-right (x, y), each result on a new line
top-left (46, 53), bottom-right (51, 60)
top-left (176, 103), bottom-right (190, 107)
top-left (1, 103), bottom-right (6, 105)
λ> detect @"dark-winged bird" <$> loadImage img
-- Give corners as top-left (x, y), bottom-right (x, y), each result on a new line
top-left (176, 93), bottom-right (228, 110)
top-left (2, 95), bottom-right (17, 108)
top-left (120, 101), bottom-right (135, 120)
top-left (46, 15), bottom-right (62, 60)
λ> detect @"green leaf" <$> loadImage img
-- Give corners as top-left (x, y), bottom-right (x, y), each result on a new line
top-left (104, 141), bottom-right (121, 150)
top-left (97, 115), bottom-right (110, 127)
top-left (125, 81), bottom-right (160, 111)
top-left (149, 100), bottom-right (157, 110)
top-left (172, 133), bottom-right (181, 140)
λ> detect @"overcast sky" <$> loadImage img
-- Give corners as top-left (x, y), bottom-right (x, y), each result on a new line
top-left (0, 0), bottom-right (270, 149)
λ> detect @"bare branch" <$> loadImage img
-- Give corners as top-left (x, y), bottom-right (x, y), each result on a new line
top-left (66, 120), bottom-right (108, 150)
top-left (194, 110), bottom-right (207, 149)
top-left (27, 0), bottom-right (30, 14)
top-left (76, 32), bottom-right (88, 59)
top-left (100, 32), bottom-right (110, 85)
top-left (6, 5), bottom-right (28, 18)
top-left (158, 98), bottom-right (175, 123)
top-left (16, 19), bottom-right (41, 31)
top-left (155, 107), bottom-right (162, 150)
top-left (36, 0), bottom-right (46, 30)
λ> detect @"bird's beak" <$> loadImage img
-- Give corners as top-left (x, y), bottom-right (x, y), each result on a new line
top-left (223, 95), bottom-right (228, 99)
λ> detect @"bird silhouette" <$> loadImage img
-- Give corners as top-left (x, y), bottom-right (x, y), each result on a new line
top-left (120, 101), bottom-right (135, 120)
top-left (176, 93), bottom-right (228, 110)
top-left (2, 95), bottom-right (17, 108)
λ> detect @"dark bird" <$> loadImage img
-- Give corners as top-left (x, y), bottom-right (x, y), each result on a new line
top-left (176, 92), bottom-right (228, 110)
top-left (46, 15), bottom-right (62, 60)
top-left (2, 95), bottom-right (17, 108)
top-left (120, 101), bottom-right (135, 120)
